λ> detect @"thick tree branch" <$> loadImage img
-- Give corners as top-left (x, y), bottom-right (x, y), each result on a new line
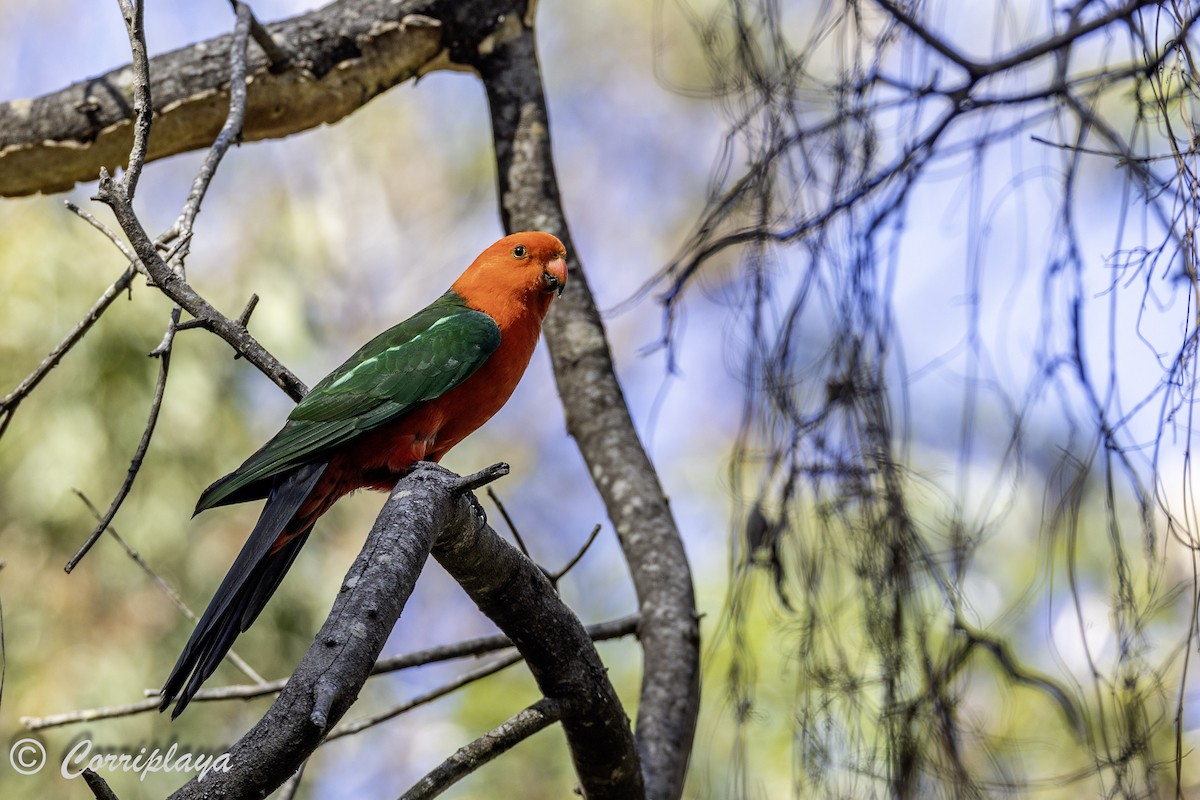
top-left (431, 479), bottom-right (645, 799)
top-left (166, 464), bottom-right (640, 799)
top-left (163, 466), bottom-right (447, 799)
top-left (468, 12), bottom-right (700, 800)
top-left (0, 0), bottom-right (454, 197)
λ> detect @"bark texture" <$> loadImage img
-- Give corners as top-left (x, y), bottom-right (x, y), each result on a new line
top-left (167, 464), bottom-right (642, 799)
top-left (470, 18), bottom-right (701, 800)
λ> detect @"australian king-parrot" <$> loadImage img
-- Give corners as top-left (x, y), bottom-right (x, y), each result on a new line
top-left (159, 231), bottom-right (568, 717)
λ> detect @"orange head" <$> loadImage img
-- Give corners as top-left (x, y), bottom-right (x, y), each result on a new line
top-left (451, 232), bottom-right (568, 325)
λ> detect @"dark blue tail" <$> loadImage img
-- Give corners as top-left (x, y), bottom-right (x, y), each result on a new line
top-left (160, 461), bottom-right (327, 718)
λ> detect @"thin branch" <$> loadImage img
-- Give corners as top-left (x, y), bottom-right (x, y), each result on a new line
top-left (0, 264), bottom-right (137, 439)
top-left (227, 0), bottom-right (294, 71)
top-left (450, 463), bottom-right (511, 494)
top-left (166, 0), bottom-right (254, 244)
top-left (63, 0), bottom-right (265, 571)
top-left (71, 491), bottom-right (266, 685)
top-left (64, 337), bottom-right (172, 573)
top-left (277, 761), bottom-right (307, 800)
top-left (177, 289), bottom-right (257, 335)
top-left (19, 615), bottom-right (638, 730)
top-left (875, 0), bottom-right (1160, 80)
top-left (113, 0), bottom-right (151, 198)
top-left (22, 697), bottom-right (163, 732)
top-left (951, 619), bottom-right (1083, 737)
top-left (237, 293), bottom-right (259, 325)
top-left (486, 487), bottom-right (533, 558)
top-left (326, 652), bottom-right (523, 740)
top-left (872, 0), bottom-right (982, 76)
top-left (400, 697), bottom-right (563, 800)
top-left (548, 523), bottom-right (602, 585)
top-left (95, 171), bottom-right (307, 399)
top-left (88, 12), bottom-right (304, 397)
top-left (64, 200), bottom-right (145, 275)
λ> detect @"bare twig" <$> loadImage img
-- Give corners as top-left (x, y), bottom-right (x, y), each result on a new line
top-left (237, 293), bottom-right (259, 325)
top-left (451, 463), bottom-right (511, 494)
top-left (1030, 134), bottom-right (1198, 164)
top-left (548, 523), bottom-right (603, 585)
top-left (486, 487), bottom-right (532, 558)
top-left (65, 0), bottom-right (261, 573)
top-left (227, 0), bottom-right (294, 70)
top-left (64, 334), bottom-right (173, 573)
top-left (400, 697), bottom-right (563, 800)
top-left (20, 615), bottom-right (638, 730)
top-left (95, 170), bottom-right (306, 398)
top-left (64, 201), bottom-right (144, 273)
top-left (22, 697), bottom-right (163, 732)
top-left (167, 0), bottom-right (253, 244)
top-left (113, 0), bottom-right (151, 198)
top-left (71, 491), bottom-right (266, 685)
top-left (875, 0), bottom-right (1160, 80)
top-left (0, 264), bottom-right (137, 440)
top-left (63, 0), bottom-right (296, 576)
top-left (277, 762), bottom-right (307, 800)
top-left (90, 0), bottom-right (304, 400)
top-left (82, 769), bottom-right (121, 800)
top-left (326, 652), bottom-right (523, 740)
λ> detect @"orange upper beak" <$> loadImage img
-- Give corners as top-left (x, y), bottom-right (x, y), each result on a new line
top-left (542, 255), bottom-right (568, 296)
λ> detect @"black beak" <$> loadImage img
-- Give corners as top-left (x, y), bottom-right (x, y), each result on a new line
top-left (542, 271), bottom-right (565, 296)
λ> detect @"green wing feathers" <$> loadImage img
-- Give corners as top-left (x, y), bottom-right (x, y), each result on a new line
top-left (195, 292), bottom-right (500, 513)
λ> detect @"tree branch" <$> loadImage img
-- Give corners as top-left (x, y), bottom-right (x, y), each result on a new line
top-left (469, 10), bottom-right (700, 800)
top-left (430, 467), bottom-right (644, 799)
top-left (401, 697), bottom-right (563, 800)
top-left (18, 615), bottom-right (637, 731)
top-left (0, 0), bottom-right (460, 197)
top-left (327, 652), bottom-right (524, 740)
top-left (0, 263), bottom-right (136, 439)
top-left (64, 0), bottom-right (284, 572)
top-left (93, 170), bottom-right (308, 401)
top-left (112, 0), bottom-right (151, 198)
top-left (166, 463), bottom-right (640, 799)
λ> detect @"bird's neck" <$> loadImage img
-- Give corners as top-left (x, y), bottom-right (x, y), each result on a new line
top-left (449, 283), bottom-right (554, 332)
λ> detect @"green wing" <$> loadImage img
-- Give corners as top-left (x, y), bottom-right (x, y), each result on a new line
top-left (196, 291), bottom-right (499, 513)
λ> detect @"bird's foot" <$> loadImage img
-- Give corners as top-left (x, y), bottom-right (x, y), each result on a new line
top-left (466, 492), bottom-right (488, 530)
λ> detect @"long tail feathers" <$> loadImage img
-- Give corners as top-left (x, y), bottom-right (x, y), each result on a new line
top-left (160, 461), bottom-right (328, 718)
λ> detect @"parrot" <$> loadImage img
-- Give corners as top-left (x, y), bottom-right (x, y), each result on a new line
top-left (159, 231), bottom-right (568, 717)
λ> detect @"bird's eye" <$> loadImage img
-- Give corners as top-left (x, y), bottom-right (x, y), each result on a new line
top-left (512, 245), bottom-right (528, 259)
